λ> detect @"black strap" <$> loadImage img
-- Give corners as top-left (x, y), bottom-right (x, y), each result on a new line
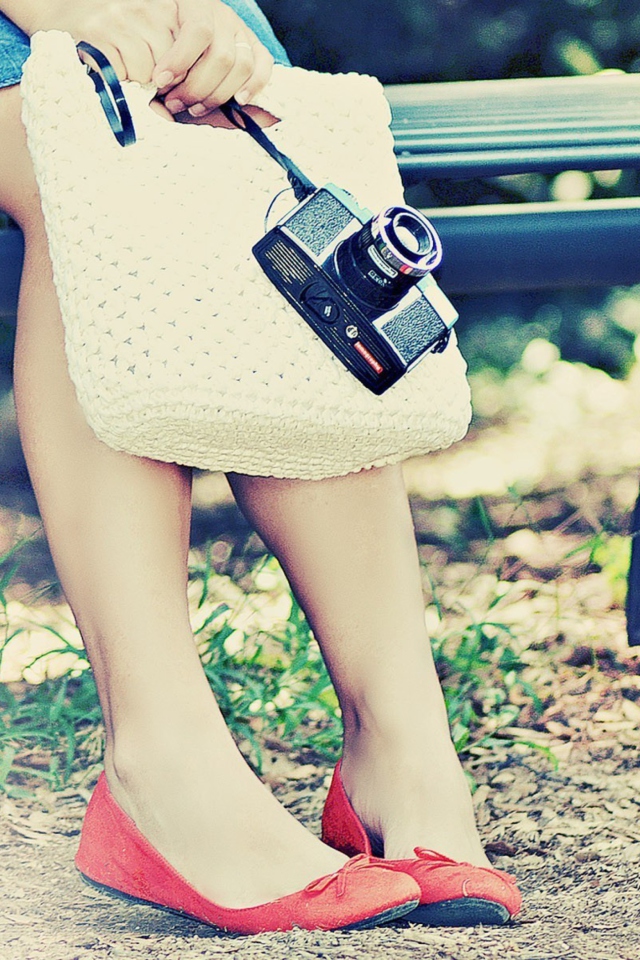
top-left (77, 41), bottom-right (136, 147)
top-left (219, 99), bottom-right (317, 202)
top-left (76, 40), bottom-right (317, 201)
top-left (74, 42), bottom-right (314, 202)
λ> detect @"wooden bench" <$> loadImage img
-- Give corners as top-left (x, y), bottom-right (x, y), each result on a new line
top-left (4, 72), bottom-right (640, 299)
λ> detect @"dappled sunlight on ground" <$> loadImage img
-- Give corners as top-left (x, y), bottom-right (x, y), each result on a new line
top-left (0, 600), bottom-right (83, 684)
top-left (405, 357), bottom-right (640, 500)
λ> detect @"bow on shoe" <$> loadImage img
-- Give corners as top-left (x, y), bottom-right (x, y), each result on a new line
top-left (304, 854), bottom-right (379, 899)
top-left (413, 847), bottom-right (517, 883)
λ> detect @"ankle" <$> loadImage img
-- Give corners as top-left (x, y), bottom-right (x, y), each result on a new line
top-left (103, 715), bottom-right (240, 803)
top-left (342, 704), bottom-right (456, 772)
top-left (340, 669), bottom-right (453, 752)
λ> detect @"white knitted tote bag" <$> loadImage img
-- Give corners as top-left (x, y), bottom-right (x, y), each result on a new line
top-left (21, 31), bottom-right (471, 479)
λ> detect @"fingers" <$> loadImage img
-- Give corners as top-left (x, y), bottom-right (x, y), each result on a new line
top-left (65, 1), bottom-right (179, 83)
top-left (137, 24), bottom-right (178, 77)
top-left (102, 23), bottom-right (177, 82)
top-left (155, 3), bottom-right (274, 116)
top-left (109, 0), bottom-right (177, 80)
top-left (106, 19), bottom-right (176, 81)
top-left (83, 34), bottom-right (169, 84)
top-left (109, 35), bottom-right (155, 83)
top-left (235, 41), bottom-right (274, 106)
top-left (66, 0), bottom-right (275, 110)
top-left (163, 35), bottom-right (274, 114)
top-left (163, 39), bottom-right (244, 113)
top-left (207, 38), bottom-right (265, 108)
top-left (85, 41), bottom-right (128, 82)
top-left (152, 15), bottom-right (214, 90)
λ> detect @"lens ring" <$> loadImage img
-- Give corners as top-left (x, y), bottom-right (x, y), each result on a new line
top-left (372, 206), bottom-right (442, 277)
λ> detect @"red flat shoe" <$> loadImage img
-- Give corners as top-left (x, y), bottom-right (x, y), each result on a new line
top-left (75, 773), bottom-right (420, 935)
top-left (321, 762), bottom-right (522, 927)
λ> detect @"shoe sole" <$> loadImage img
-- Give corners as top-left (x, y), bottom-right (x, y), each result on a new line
top-left (404, 897), bottom-right (512, 926)
top-left (78, 871), bottom-right (419, 933)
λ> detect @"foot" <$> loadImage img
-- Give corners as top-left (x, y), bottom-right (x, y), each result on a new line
top-left (341, 728), bottom-right (491, 867)
top-left (104, 720), bottom-right (347, 910)
top-left (78, 773), bottom-right (422, 934)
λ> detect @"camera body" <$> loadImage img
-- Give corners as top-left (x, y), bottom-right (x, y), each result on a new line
top-left (253, 184), bottom-right (458, 394)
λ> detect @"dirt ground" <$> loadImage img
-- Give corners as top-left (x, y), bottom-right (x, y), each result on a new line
top-left (1, 726), bottom-right (640, 960)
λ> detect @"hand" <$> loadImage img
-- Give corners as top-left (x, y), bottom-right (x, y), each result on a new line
top-left (152, 0), bottom-right (274, 116)
top-left (23, 0), bottom-right (180, 83)
top-left (13, 0), bottom-right (274, 115)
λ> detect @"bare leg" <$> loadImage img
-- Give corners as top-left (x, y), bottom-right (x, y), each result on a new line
top-left (229, 467), bottom-right (490, 866)
top-left (1, 84), bottom-right (344, 909)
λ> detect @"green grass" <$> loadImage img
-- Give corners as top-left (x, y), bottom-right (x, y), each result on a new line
top-left (589, 532), bottom-right (632, 606)
top-left (0, 540), bottom-right (538, 796)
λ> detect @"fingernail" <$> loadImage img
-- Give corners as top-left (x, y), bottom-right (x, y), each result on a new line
top-left (165, 98), bottom-right (185, 113)
top-left (154, 70), bottom-right (174, 88)
top-left (235, 88), bottom-right (250, 105)
top-left (188, 103), bottom-right (207, 116)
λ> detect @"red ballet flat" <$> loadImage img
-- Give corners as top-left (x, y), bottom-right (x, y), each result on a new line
top-left (75, 773), bottom-right (421, 935)
top-left (321, 762), bottom-right (522, 926)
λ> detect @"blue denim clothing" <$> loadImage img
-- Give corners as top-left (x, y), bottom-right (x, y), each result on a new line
top-left (0, 12), bottom-right (28, 86)
top-left (0, 0), bottom-right (290, 88)
top-left (225, 0), bottom-right (290, 65)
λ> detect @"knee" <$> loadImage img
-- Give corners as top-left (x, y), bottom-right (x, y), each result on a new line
top-left (0, 84), bottom-right (42, 231)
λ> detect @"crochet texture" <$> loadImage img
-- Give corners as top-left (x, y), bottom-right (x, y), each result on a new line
top-left (21, 31), bottom-right (471, 479)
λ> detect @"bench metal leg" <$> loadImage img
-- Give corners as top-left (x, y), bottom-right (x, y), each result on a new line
top-left (626, 485), bottom-right (640, 646)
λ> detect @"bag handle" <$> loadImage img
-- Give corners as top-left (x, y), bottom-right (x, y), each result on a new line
top-left (76, 41), bottom-right (137, 147)
top-left (74, 42), bottom-right (317, 203)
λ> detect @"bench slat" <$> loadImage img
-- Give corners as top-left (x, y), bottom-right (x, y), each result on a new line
top-left (388, 74), bottom-right (640, 178)
top-left (3, 199), bottom-right (639, 310)
top-left (3, 73), bottom-right (640, 314)
top-left (427, 199), bottom-right (640, 293)
top-left (398, 144), bottom-right (640, 178)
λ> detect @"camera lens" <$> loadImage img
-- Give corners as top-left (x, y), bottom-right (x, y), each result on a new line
top-left (376, 208), bottom-right (442, 276)
top-left (333, 205), bottom-right (442, 313)
top-left (394, 218), bottom-right (424, 254)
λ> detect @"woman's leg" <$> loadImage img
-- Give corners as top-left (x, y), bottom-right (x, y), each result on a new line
top-left (0, 83), bottom-right (345, 908)
top-left (229, 467), bottom-right (490, 866)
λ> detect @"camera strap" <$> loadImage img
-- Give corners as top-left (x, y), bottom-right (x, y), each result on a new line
top-left (75, 41), bottom-right (317, 202)
top-left (219, 100), bottom-right (318, 202)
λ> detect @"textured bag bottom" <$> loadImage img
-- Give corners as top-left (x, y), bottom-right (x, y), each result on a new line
top-left (89, 384), bottom-right (469, 478)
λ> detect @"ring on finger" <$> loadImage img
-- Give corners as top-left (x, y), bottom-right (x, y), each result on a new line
top-left (235, 40), bottom-right (253, 51)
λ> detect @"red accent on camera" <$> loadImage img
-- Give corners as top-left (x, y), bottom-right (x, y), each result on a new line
top-left (354, 341), bottom-right (384, 375)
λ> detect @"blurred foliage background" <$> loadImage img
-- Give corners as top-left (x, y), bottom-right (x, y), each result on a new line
top-left (262, 0), bottom-right (640, 83)
top-left (260, 0), bottom-right (640, 382)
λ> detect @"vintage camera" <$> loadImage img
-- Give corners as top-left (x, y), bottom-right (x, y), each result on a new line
top-left (253, 184), bottom-right (458, 394)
